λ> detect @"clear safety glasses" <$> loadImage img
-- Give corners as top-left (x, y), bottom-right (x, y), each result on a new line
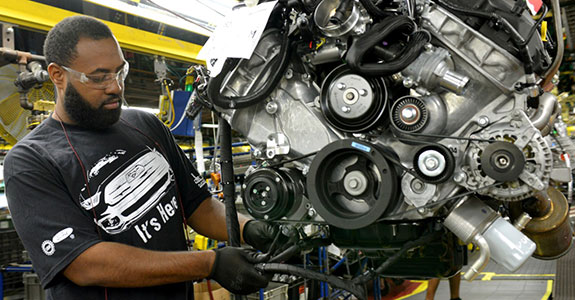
top-left (61, 62), bottom-right (129, 90)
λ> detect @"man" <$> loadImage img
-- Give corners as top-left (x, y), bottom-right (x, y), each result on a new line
top-left (4, 15), bottom-right (274, 300)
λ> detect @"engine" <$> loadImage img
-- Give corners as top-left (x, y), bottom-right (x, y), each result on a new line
top-left (192, 0), bottom-right (572, 292)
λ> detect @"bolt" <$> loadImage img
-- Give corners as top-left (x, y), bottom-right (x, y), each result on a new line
top-left (424, 43), bottom-right (434, 52)
top-left (349, 179), bottom-right (359, 189)
top-left (275, 177), bottom-right (281, 183)
top-left (497, 156), bottom-right (509, 167)
top-left (453, 172), bottom-right (466, 183)
top-left (242, 184), bottom-right (247, 189)
top-left (477, 116), bottom-right (489, 127)
top-left (403, 77), bottom-right (415, 88)
top-left (302, 74), bottom-right (311, 81)
top-left (264, 215), bottom-right (269, 220)
top-left (5, 27), bottom-right (13, 34)
top-left (261, 191), bottom-right (268, 198)
top-left (266, 101), bottom-right (279, 114)
top-left (359, 89), bottom-right (368, 96)
top-left (412, 179), bottom-right (424, 192)
top-left (285, 68), bottom-right (293, 79)
top-left (307, 208), bottom-right (316, 217)
top-left (337, 82), bottom-right (346, 90)
top-left (424, 157), bottom-right (439, 171)
top-left (341, 106), bottom-right (351, 113)
top-left (401, 107), bottom-right (417, 120)
top-left (265, 186), bottom-right (271, 191)
top-left (261, 200), bottom-right (267, 206)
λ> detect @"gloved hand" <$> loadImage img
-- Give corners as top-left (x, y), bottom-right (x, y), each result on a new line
top-left (243, 220), bottom-right (280, 252)
top-left (208, 247), bottom-right (269, 295)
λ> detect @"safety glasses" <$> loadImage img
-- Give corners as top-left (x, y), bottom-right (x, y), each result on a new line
top-left (61, 62), bottom-right (129, 90)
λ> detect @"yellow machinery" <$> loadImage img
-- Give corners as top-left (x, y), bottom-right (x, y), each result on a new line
top-left (0, 1), bottom-right (207, 146)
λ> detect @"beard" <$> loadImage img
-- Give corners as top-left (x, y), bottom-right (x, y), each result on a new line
top-left (64, 82), bottom-right (122, 130)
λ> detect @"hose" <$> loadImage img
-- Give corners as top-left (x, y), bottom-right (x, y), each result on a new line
top-left (353, 231), bottom-right (440, 284)
top-left (219, 119), bottom-right (242, 247)
top-left (207, 25), bottom-right (291, 109)
top-left (346, 15), bottom-right (429, 76)
top-left (542, 0), bottom-right (563, 88)
top-left (358, 0), bottom-right (393, 19)
top-left (257, 263), bottom-right (367, 300)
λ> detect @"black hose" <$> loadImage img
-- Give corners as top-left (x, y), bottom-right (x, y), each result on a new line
top-left (257, 263), bottom-right (367, 300)
top-left (207, 26), bottom-right (291, 109)
top-left (353, 231), bottom-right (441, 284)
top-left (358, 0), bottom-right (393, 19)
top-left (219, 119), bottom-right (242, 247)
top-left (346, 15), bottom-right (430, 76)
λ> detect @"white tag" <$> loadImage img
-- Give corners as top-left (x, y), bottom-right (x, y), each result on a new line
top-left (198, 1), bottom-right (278, 77)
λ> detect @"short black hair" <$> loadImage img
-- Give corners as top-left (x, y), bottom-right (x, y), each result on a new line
top-left (43, 16), bottom-right (114, 67)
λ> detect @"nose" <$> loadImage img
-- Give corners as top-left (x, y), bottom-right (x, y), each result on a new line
top-left (105, 77), bottom-right (124, 95)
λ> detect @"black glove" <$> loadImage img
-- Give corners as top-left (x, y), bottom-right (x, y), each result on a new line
top-left (208, 247), bottom-right (269, 295)
top-left (243, 220), bottom-right (280, 252)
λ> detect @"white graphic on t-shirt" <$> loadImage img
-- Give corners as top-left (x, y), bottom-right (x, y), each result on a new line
top-left (89, 150), bottom-right (126, 179)
top-left (42, 240), bottom-right (55, 256)
top-left (193, 173), bottom-right (206, 188)
top-left (53, 227), bottom-right (74, 243)
top-left (41, 227), bottom-right (75, 256)
top-left (90, 148), bottom-right (175, 235)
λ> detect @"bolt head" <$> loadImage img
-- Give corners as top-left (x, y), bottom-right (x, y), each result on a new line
top-left (349, 179), bottom-right (358, 188)
top-left (424, 157), bottom-right (439, 170)
top-left (359, 89), bottom-right (368, 96)
top-left (265, 186), bottom-right (271, 191)
top-left (401, 107), bottom-right (417, 120)
top-left (275, 177), bottom-right (281, 183)
top-left (337, 82), bottom-right (346, 90)
top-left (341, 106), bottom-right (351, 113)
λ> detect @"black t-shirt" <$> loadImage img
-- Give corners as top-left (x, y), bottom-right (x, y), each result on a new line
top-left (4, 109), bottom-right (211, 300)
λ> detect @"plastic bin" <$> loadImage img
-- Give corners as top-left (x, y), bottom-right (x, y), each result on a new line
top-left (23, 272), bottom-right (45, 300)
top-left (247, 282), bottom-right (288, 300)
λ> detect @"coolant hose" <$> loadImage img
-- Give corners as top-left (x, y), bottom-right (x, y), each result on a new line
top-left (542, 0), bottom-right (563, 88)
top-left (207, 27), bottom-right (291, 109)
top-left (219, 119), bottom-right (241, 247)
top-left (463, 234), bottom-right (490, 281)
top-left (257, 263), bottom-right (367, 300)
top-left (346, 15), bottom-right (430, 76)
top-left (530, 92), bottom-right (558, 134)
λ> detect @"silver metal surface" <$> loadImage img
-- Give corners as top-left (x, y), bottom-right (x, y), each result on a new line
top-left (443, 197), bottom-right (500, 244)
top-left (314, 0), bottom-right (368, 37)
top-left (401, 173), bottom-right (437, 207)
top-left (418, 149), bottom-right (446, 177)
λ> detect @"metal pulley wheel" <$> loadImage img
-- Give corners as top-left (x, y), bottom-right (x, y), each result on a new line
top-left (320, 65), bottom-right (388, 132)
top-left (242, 167), bottom-right (304, 220)
top-left (307, 139), bottom-right (398, 229)
top-left (391, 96), bottom-right (429, 132)
top-left (479, 141), bottom-right (525, 182)
top-left (413, 144), bottom-right (455, 184)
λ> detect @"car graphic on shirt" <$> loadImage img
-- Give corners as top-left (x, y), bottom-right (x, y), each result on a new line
top-left (82, 148), bottom-right (174, 235)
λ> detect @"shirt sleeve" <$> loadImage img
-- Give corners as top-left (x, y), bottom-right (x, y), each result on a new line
top-left (4, 148), bottom-right (101, 289)
top-left (142, 112), bottom-right (212, 219)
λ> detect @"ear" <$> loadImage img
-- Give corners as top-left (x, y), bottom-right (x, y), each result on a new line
top-left (47, 62), bottom-right (66, 90)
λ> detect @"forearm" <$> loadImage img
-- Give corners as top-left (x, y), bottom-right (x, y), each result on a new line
top-left (188, 197), bottom-right (251, 243)
top-left (63, 241), bottom-right (215, 287)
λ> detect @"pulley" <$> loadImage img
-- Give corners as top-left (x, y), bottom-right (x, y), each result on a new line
top-left (320, 65), bottom-right (388, 132)
top-left (307, 139), bottom-right (398, 229)
top-left (391, 96), bottom-right (428, 132)
top-left (479, 141), bottom-right (525, 182)
top-left (413, 145), bottom-right (455, 184)
top-left (242, 168), bottom-right (305, 220)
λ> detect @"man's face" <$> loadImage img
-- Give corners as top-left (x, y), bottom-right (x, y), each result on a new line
top-left (62, 37), bottom-right (127, 129)
top-left (63, 81), bottom-right (122, 129)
